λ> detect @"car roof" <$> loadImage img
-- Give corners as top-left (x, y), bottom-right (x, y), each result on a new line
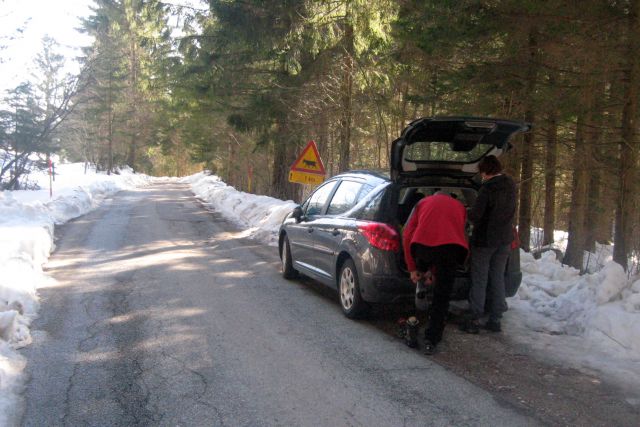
top-left (329, 170), bottom-right (390, 184)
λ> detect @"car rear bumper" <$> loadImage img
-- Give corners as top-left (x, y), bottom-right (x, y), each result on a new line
top-left (361, 273), bottom-right (473, 304)
top-left (359, 274), bottom-right (414, 303)
top-left (358, 268), bottom-right (520, 303)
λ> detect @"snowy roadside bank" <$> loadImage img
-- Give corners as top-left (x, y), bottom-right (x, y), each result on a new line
top-left (186, 172), bottom-right (640, 397)
top-left (507, 252), bottom-right (640, 395)
top-left (0, 164), bottom-right (154, 426)
top-left (181, 172), bottom-right (298, 246)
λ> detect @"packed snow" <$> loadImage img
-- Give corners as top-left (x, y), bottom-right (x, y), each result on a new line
top-left (185, 173), bottom-right (297, 246)
top-left (1, 166), bottom-right (639, 425)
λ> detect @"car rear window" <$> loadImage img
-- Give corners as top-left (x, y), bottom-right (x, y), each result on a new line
top-left (404, 140), bottom-right (494, 163)
top-left (357, 190), bottom-right (384, 221)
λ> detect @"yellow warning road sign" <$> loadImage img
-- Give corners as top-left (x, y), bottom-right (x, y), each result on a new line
top-left (289, 140), bottom-right (326, 185)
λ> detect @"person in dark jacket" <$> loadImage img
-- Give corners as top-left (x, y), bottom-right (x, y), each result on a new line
top-left (461, 155), bottom-right (516, 334)
top-left (403, 191), bottom-right (469, 354)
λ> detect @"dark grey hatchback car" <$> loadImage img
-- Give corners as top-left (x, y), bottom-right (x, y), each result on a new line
top-left (278, 117), bottom-right (531, 318)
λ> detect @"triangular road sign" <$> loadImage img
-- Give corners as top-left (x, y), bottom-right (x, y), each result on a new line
top-left (290, 140), bottom-right (326, 175)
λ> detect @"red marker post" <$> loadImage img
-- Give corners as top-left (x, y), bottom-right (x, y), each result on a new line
top-left (48, 157), bottom-right (53, 198)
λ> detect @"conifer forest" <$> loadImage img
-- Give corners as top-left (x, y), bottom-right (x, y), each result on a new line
top-left (2, 0), bottom-right (640, 272)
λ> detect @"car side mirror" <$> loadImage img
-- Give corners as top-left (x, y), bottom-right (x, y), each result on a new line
top-left (292, 206), bottom-right (304, 222)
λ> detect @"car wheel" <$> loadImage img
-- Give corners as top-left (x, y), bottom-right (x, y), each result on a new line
top-left (281, 235), bottom-right (298, 279)
top-left (338, 258), bottom-right (369, 318)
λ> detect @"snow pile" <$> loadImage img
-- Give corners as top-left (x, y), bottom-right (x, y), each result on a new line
top-left (512, 250), bottom-right (640, 378)
top-left (0, 341), bottom-right (25, 427)
top-left (183, 172), bottom-right (297, 246)
top-left (0, 163), bottom-right (153, 426)
top-left (530, 227), bottom-right (569, 253)
top-left (530, 227), bottom-right (616, 273)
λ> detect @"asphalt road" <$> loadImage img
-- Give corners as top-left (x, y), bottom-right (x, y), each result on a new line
top-left (20, 182), bottom-right (538, 426)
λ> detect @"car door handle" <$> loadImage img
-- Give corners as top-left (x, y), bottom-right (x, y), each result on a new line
top-left (307, 227), bottom-right (314, 233)
top-left (331, 229), bottom-right (340, 236)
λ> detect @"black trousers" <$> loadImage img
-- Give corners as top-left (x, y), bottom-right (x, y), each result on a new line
top-left (411, 243), bottom-right (467, 345)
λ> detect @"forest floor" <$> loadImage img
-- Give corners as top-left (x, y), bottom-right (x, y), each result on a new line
top-left (298, 276), bottom-right (639, 426)
top-left (368, 303), bottom-right (640, 427)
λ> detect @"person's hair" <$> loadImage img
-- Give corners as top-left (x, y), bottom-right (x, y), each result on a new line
top-left (478, 155), bottom-right (503, 175)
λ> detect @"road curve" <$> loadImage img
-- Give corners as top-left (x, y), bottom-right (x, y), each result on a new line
top-left (21, 182), bottom-right (537, 426)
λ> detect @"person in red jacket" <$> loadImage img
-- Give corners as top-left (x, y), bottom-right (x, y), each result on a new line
top-left (403, 191), bottom-right (469, 354)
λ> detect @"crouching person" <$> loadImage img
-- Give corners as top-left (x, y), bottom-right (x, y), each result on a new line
top-left (403, 191), bottom-right (468, 355)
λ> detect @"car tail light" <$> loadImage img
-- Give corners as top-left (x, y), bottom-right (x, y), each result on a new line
top-left (357, 222), bottom-right (400, 252)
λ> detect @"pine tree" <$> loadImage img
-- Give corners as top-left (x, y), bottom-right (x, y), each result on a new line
top-left (613, 0), bottom-right (640, 270)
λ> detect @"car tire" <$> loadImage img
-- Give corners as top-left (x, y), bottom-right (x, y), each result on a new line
top-left (281, 235), bottom-right (298, 280)
top-left (338, 258), bottom-right (369, 318)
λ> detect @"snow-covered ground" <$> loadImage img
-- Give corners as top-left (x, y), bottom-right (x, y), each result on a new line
top-left (1, 165), bottom-right (639, 425)
top-left (509, 253), bottom-right (640, 395)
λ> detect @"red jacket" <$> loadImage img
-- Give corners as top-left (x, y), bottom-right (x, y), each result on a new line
top-left (403, 194), bottom-right (469, 271)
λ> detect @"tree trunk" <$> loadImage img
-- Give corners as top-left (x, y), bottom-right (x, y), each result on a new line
top-left (564, 110), bottom-right (591, 271)
top-left (585, 159), bottom-right (602, 253)
top-left (338, 7), bottom-right (354, 173)
top-left (317, 112), bottom-right (329, 172)
top-left (429, 67), bottom-right (439, 116)
top-left (271, 120), bottom-right (299, 202)
top-left (399, 83), bottom-right (409, 135)
top-left (517, 28), bottom-right (539, 252)
top-left (613, 0), bottom-right (640, 270)
top-left (584, 78), bottom-right (607, 252)
top-left (271, 138), bottom-right (288, 200)
top-left (107, 69), bottom-right (114, 176)
top-left (227, 138), bottom-right (236, 186)
top-left (543, 111), bottom-right (558, 246)
top-left (127, 38), bottom-right (138, 170)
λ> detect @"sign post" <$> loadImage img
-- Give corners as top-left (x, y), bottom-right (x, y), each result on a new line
top-left (288, 140), bottom-right (326, 185)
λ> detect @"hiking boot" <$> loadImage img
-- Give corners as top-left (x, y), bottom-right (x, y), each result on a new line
top-left (459, 319), bottom-right (480, 334)
top-left (423, 341), bottom-right (437, 355)
top-left (484, 320), bottom-right (502, 333)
